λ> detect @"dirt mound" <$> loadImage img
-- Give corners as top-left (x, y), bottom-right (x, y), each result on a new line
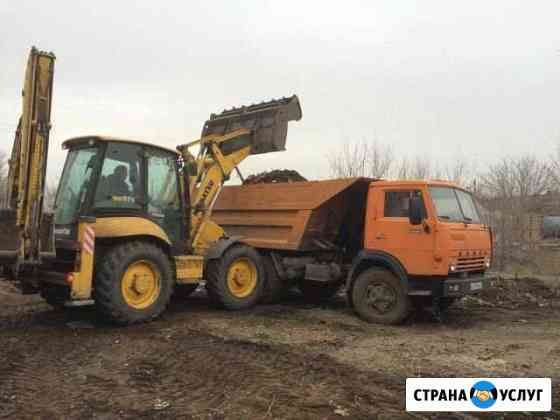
top-left (243, 169), bottom-right (307, 185)
top-left (475, 276), bottom-right (560, 309)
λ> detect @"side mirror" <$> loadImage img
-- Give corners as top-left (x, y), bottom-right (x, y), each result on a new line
top-left (409, 196), bottom-right (424, 225)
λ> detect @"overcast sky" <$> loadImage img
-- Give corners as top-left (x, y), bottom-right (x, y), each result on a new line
top-left (1, 1), bottom-right (559, 182)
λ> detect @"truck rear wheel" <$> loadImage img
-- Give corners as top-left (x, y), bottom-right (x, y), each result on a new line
top-left (351, 267), bottom-right (410, 325)
top-left (95, 241), bottom-right (173, 325)
top-left (205, 245), bottom-right (264, 310)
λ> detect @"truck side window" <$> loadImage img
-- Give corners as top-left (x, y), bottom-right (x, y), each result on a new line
top-left (384, 191), bottom-right (426, 218)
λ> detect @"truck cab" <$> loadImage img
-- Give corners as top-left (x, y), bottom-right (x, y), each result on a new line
top-left (348, 179), bottom-right (493, 322)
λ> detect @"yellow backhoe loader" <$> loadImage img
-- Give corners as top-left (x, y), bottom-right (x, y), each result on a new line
top-left (0, 47), bottom-right (302, 324)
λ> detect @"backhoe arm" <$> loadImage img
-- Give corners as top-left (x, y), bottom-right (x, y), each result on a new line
top-left (1, 47), bottom-right (55, 266)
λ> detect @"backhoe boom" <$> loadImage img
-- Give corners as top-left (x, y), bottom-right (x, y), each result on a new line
top-left (1, 47), bottom-right (55, 267)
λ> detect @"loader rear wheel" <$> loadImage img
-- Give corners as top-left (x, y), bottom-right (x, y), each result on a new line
top-left (95, 241), bottom-right (173, 325)
top-left (205, 245), bottom-right (264, 310)
top-left (297, 280), bottom-right (341, 303)
top-left (351, 267), bottom-right (410, 325)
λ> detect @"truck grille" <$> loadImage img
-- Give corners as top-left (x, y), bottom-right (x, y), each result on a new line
top-left (456, 255), bottom-right (485, 271)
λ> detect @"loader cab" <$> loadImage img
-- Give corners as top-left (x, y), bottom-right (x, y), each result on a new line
top-left (54, 136), bottom-right (186, 252)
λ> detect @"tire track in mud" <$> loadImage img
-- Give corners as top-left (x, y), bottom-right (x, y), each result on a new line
top-left (0, 318), bottom-right (410, 419)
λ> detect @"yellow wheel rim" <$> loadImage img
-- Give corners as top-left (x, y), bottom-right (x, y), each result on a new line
top-left (227, 257), bottom-right (258, 298)
top-left (121, 260), bottom-right (161, 310)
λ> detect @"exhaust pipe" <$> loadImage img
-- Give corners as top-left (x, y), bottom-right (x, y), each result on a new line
top-left (201, 95), bottom-right (302, 155)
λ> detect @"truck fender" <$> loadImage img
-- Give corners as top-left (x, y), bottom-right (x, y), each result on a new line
top-left (204, 237), bottom-right (244, 261)
top-left (346, 250), bottom-right (409, 306)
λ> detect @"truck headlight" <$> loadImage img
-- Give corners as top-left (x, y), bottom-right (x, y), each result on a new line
top-left (450, 264), bottom-right (456, 272)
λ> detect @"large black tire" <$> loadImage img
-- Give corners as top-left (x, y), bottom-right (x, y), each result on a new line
top-left (261, 255), bottom-right (288, 304)
top-left (95, 241), bottom-right (174, 325)
top-left (40, 285), bottom-right (69, 309)
top-left (297, 280), bottom-right (341, 303)
top-left (350, 267), bottom-right (410, 325)
top-left (205, 244), bottom-right (264, 310)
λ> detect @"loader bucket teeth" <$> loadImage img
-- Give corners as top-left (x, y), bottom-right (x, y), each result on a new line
top-left (202, 95), bottom-right (302, 155)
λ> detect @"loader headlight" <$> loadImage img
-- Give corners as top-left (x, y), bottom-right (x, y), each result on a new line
top-left (449, 264), bottom-right (456, 272)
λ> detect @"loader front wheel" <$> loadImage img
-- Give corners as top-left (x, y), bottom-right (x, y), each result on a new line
top-left (205, 245), bottom-right (264, 310)
top-left (95, 241), bottom-right (173, 325)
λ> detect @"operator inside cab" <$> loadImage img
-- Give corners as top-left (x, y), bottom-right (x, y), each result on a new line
top-left (107, 165), bottom-right (130, 196)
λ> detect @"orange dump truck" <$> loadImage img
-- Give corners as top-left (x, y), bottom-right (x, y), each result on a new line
top-left (213, 178), bottom-right (494, 324)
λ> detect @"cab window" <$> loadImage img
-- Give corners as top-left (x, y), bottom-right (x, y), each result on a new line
top-left (384, 190), bottom-right (426, 218)
top-left (146, 149), bottom-right (183, 244)
top-left (94, 142), bottom-right (144, 210)
top-left (146, 151), bottom-right (180, 215)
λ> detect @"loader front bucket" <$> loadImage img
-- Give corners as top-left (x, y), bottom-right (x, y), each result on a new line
top-left (202, 95), bottom-right (302, 155)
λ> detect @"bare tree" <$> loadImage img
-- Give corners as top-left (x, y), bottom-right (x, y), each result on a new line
top-left (550, 143), bottom-right (560, 191)
top-left (443, 156), bottom-right (473, 186)
top-left (479, 155), bottom-right (552, 271)
top-left (328, 139), bottom-right (394, 178)
top-left (395, 156), bottom-right (441, 180)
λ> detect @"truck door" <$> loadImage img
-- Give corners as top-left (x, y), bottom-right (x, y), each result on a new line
top-left (365, 186), bottom-right (435, 275)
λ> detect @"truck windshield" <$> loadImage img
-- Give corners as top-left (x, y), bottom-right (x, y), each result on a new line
top-left (428, 186), bottom-right (481, 224)
top-left (54, 147), bottom-right (98, 225)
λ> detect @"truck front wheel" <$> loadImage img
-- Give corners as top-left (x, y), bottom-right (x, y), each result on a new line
top-left (95, 241), bottom-right (174, 325)
top-left (351, 267), bottom-right (410, 325)
top-left (205, 244), bottom-right (264, 310)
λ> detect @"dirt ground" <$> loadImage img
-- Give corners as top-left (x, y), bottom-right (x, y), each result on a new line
top-left (0, 276), bottom-right (559, 419)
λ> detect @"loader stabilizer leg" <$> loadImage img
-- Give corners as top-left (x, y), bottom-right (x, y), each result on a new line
top-left (68, 222), bottom-right (95, 300)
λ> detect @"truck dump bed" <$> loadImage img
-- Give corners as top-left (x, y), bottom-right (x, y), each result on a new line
top-left (213, 178), bottom-right (372, 252)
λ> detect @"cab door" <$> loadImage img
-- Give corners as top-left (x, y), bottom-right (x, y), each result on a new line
top-left (145, 148), bottom-right (185, 251)
top-left (365, 186), bottom-right (435, 275)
